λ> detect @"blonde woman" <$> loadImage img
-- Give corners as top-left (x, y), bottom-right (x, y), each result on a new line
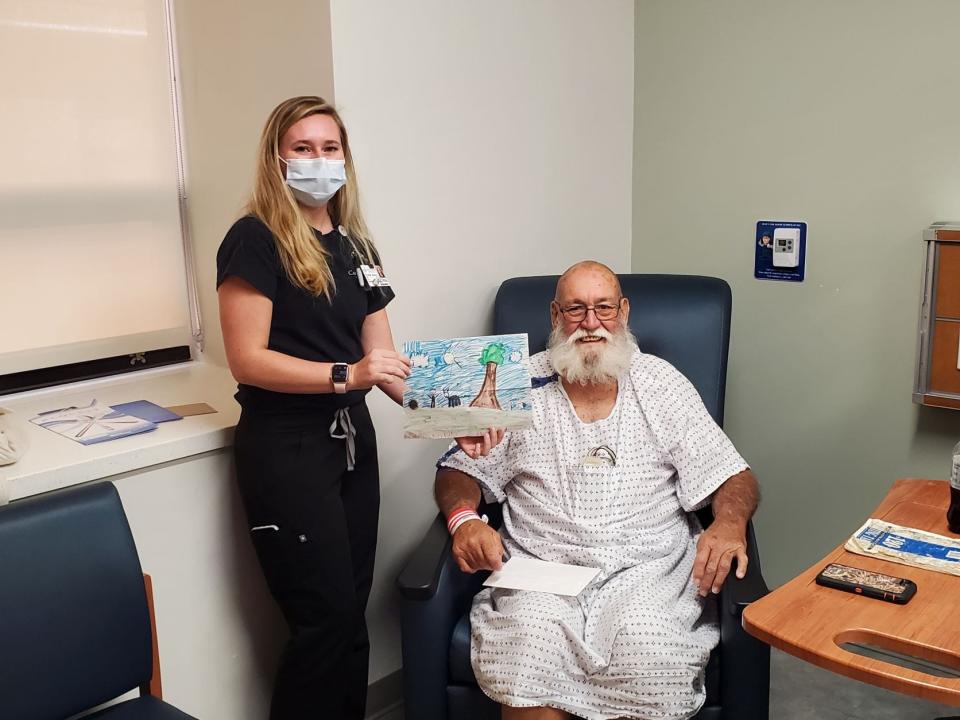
top-left (216, 96), bottom-right (410, 719)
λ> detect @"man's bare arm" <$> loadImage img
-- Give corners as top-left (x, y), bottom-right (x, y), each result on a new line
top-left (693, 469), bottom-right (760, 595)
top-left (711, 468), bottom-right (760, 530)
top-left (435, 468), bottom-right (483, 516)
top-left (434, 467), bottom-right (503, 573)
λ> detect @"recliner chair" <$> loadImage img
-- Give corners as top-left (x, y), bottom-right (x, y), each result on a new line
top-left (0, 481), bottom-right (196, 720)
top-left (397, 274), bottom-right (770, 720)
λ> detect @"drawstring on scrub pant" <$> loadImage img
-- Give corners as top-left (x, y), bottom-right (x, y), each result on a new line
top-left (330, 407), bottom-right (357, 471)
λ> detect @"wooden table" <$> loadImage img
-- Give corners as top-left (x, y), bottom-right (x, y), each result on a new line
top-left (743, 478), bottom-right (960, 707)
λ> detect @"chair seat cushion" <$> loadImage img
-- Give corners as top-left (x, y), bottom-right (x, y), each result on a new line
top-left (693, 705), bottom-right (721, 720)
top-left (82, 696), bottom-right (197, 720)
top-left (449, 612), bottom-right (475, 684)
top-left (448, 684), bottom-right (499, 720)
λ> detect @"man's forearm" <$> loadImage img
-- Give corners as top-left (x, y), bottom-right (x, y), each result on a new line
top-left (435, 468), bottom-right (483, 516)
top-left (711, 469), bottom-right (759, 528)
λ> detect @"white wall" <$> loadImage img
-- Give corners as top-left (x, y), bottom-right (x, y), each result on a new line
top-left (330, 0), bottom-right (635, 681)
top-left (633, 0), bottom-right (960, 586)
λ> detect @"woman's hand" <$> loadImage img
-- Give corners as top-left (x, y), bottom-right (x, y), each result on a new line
top-left (456, 427), bottom-right (505, 459)
top-left (350, 348), bottom-right (411, 390)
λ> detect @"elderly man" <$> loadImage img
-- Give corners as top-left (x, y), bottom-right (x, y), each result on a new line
top-left (434, 261), bottom-right (759, 720)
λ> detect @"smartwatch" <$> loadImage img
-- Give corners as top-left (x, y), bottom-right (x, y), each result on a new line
top-left (331, 363), bottom-right (350, 394)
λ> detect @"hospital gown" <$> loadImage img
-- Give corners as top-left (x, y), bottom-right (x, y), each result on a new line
top-left (440, 350), bottom-right (748, 720)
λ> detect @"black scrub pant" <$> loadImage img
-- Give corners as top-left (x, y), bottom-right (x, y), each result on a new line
top-left (234, 401), bottom-right (379, 720)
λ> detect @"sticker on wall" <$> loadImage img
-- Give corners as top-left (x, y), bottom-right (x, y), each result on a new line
top-left (755, 220), bottom-right (806, 282)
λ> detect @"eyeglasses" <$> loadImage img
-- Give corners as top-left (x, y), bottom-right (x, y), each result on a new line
top-left (556, 300), bottom-right (622, 322)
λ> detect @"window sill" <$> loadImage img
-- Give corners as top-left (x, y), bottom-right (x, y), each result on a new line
top-left (0, 361), bottom-right (240, 504)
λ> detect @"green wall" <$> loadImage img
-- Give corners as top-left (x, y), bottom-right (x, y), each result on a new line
top-left (633, 0), bottom-right (960, 586)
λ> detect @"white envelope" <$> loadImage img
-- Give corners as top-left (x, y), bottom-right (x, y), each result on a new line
top-left (483, 557), bottom-right (601, 597)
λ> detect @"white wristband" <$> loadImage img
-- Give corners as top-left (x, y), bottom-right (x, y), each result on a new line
top-left (447, 509), bottom-right (489, 536)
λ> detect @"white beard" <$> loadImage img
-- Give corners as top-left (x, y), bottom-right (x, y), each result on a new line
top-left (548, 323), bottom-right (638, 386)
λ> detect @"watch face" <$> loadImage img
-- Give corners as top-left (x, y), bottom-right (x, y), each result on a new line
top-left (332, 364), bottom-right (349, 383)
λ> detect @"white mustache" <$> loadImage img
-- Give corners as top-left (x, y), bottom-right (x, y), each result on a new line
top-left (565, 327), bottom-right (613, 344)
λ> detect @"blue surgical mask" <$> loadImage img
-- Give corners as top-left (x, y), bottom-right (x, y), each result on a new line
top-left (281, 156), bottom-right (346, 207)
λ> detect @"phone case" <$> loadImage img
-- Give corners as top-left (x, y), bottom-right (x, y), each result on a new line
top-left (815, 562), bottom-right (917, 604)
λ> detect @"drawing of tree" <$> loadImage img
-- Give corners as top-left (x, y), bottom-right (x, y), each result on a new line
top-left (470, 342), bottom-right (506, 410)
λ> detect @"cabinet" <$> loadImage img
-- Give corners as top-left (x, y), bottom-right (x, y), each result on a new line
top-left (915, 222), bottom-right (960, 408)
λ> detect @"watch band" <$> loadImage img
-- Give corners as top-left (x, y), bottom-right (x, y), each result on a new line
top-left (332, 363), bottom-right (349, 394)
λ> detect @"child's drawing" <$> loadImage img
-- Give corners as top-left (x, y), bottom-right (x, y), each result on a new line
top-left (403, 333), bottom-right (532, 439)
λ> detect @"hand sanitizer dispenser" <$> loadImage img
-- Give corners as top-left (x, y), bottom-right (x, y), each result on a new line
top-left (772, 227), bottom-right (801, 268)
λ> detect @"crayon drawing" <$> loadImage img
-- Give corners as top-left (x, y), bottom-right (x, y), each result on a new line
top-left (403, 333), bottom-right (533, 439)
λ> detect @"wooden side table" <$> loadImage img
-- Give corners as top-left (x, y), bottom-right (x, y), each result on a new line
top-left (743, 479), bottom-right (960, 707)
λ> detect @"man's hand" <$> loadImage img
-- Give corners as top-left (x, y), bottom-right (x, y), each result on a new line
top-left (692, 520), bottom-right (748, 596)
top-left (452, 520), bottom-right (504, 573)
top-left (455, 427), bottom-right (505, 459)
top-left (693, 469), bottom-right (759, 596)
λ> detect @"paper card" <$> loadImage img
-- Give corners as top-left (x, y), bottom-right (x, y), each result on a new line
top-left (483, 557), bottom-right (601, 597)
top-left (402, 333), bottom-right (533, 439)
top-left (165, 403), bottom-right (217, 417)
top-left (111, 400), bottom-right (182, 424)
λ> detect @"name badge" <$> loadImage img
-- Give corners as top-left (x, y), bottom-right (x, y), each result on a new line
top-left (360, 264), bottom-right (391, 288)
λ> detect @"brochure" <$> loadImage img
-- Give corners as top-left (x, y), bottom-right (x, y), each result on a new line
top-left (845, 518), bottom-right (960, 577)
top-left (31, 400), bottom-right (157, 445)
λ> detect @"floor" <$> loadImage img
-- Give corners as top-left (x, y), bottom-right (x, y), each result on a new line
top-left (373, 649), bottom-right (960, 719)
top-left (769, 648), bottom-right (957, 720)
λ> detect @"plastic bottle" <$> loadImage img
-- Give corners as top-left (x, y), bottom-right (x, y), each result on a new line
top-left (949, 440), bottom-right (960, 533)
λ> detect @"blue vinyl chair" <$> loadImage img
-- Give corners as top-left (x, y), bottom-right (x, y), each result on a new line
top-left (397, 274), bottom-right (770, 720)
top-left (0, 481), bottom-right (196, 720)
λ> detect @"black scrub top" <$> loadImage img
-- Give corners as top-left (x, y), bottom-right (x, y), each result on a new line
top-left (216, 215), bottom-right (395, 412)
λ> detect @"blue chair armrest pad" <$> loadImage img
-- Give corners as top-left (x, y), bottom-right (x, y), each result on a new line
top-left (720, 520), bottom-right (768, 617)
top-left (722, 560), bottom-right (769, 617)
top-left (397, 513), bottom-right (451, 601)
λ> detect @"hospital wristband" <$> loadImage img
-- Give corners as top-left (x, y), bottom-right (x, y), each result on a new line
top-left (446, 507), bottom-right (487, 536)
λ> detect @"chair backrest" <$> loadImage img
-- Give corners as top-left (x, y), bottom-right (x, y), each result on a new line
top-left (493, 274), bottom-right (732, 425)
top-left (0, 481), bottom-right (153, 719)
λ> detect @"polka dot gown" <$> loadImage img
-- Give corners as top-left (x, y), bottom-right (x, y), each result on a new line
top-left (440, 350), bottom-right (748, 720)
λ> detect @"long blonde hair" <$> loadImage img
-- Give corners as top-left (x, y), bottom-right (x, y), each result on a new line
top-left (247, 96), bottom-right (379, 299)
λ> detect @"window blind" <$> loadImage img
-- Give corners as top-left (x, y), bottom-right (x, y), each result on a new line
top-left (0, 0), bottom-right (195, 378)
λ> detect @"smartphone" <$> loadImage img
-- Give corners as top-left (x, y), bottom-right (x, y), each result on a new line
top-left (815, 562), bottom-right (916, 604)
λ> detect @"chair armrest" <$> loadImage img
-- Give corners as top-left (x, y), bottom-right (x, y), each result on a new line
top-left (722, 554), bottom-right (769, 617)
top-left (396, 503), bottom-right (503, 601)
top-left (718, 519), bottom-right (770, 720)
top-left (139, 573), bottom-right (163, 699)
top-left (396, 512), bottom-right (489, 720)
top-left (397, 513), bottom-right (451, 601)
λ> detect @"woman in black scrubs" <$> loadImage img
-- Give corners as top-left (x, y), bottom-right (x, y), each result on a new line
top-left (216, 96), bottom-right (411, 719)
